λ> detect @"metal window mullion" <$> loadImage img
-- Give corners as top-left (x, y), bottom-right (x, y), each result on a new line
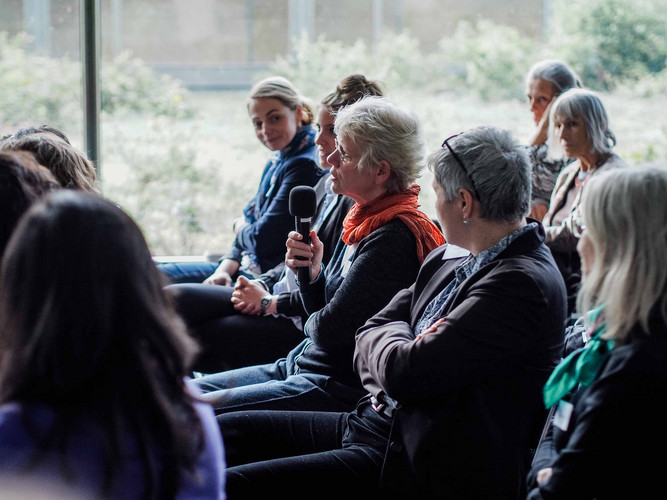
top-left (81, 0), bottom-right (101, 182)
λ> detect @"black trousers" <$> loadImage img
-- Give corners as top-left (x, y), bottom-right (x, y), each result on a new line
top-left (166, 283), bottom-right (303, 373)
top-left (218, 398), bottom-right (391, 499)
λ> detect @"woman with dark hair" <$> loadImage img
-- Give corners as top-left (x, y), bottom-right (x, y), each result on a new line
top-left (0, 151), bottom-right (59, 262)
top-left (524, 60), bottom-right (582, 220)
top-left (160, 76), bottom-right (323, 285)
top-left (168, 74), bottom-right (381, 373)
top-left (1, 129), bottom-right (98, 192)
top-left (0, 191), bottom-right (224, 499)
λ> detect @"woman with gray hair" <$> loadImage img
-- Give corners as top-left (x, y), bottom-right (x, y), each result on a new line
top-left (217, 126), bottom-right (567, 499)
top-left (542, 88), bottom-right (626, 315)
top-left (194, 95), bottom-right (443, 415)
top-left (524, 59), bottom-right (582, 220)
top-left (527, 166), bottom-right (667, 499)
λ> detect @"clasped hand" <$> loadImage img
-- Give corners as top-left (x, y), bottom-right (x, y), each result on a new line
top-left (231, 276), bottom-right (269, 315)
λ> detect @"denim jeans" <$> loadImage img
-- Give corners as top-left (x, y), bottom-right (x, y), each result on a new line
top-left (219, 398), bottom-right (391, 499)
top-left (158, 261), bottom-right (218, 284)
top-left (166, 283), bottom-right (304, 373)
top-left (192, 357), bottom-right (365, 414)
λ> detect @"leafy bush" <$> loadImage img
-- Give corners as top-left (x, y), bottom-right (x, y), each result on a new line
top-left (0, 32), bottom-right (81, 128)
top-left (102, 51), bottom-right (193, 119)
top-left (102, 118), bottom-right (245, 256)
top-left (270, 23), bottom-right (536, 102)
top-left (0, 32), bottom-right (193, 132)
top-left (550, 0), bottom-right (667, 89)
top-left (433, 20), bottom-right (537, 100)
top-left (270, 31), bottom-right (431, 99)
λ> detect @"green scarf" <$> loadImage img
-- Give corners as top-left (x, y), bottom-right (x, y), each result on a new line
top-left (543, 305), bottom-right (615, 409)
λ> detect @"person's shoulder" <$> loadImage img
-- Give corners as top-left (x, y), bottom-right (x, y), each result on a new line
top-left (366, 218), bottom-right (416, 244)
top-left (601, 152), bottom-right (628, 170)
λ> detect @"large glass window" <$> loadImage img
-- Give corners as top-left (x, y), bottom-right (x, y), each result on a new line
top-left (1, 0), bottom-right (665, 256)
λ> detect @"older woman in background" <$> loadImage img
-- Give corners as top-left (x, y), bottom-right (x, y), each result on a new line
top-left (542, 88), bottom-right (626, 315)
top-left (194, 96), bottom-right (443, 415)
top-left (527, 166), bottom-right (667, 499)
top-left (524, 59), bottom-right (582, 220)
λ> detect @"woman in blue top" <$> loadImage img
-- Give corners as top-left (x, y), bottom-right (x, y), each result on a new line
top-left (0, 191), bottom-right (225, 499)
top-left (161, 76), bottom-right (322, 284)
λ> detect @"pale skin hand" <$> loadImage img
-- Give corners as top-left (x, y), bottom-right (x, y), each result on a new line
top-left (203, 258), bottom-right (239, 286)
top-left (285, 230), bottom-right (323, 284)
top-left (231, 275), bottom-right (271, 315)
top-left (416, 317), bottom-right (446, 340)
top-left (529, 97), bottom-right (556, 146)
top-left (528, 203), bottom-right (549, 222)
top-left (536, 467), bottom-right (553, 485)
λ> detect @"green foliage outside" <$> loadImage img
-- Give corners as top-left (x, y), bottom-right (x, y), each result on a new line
top-left (550, 0), bottom-right (667, 90)
top-left (1, 0), bottom-right (665, 255)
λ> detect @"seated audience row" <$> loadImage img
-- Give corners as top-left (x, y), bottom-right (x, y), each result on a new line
top-left (168, 74), bottom-right (379, 373)
top-left (0, 59), bottom-right (658, 500)
top-left (194, 95), bottom-right (444, 414)
top-left (218, 125), bottom-right (567, 499)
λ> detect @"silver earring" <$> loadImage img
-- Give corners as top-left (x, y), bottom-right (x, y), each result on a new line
top-left (463, 218), bottom-right (469, 225)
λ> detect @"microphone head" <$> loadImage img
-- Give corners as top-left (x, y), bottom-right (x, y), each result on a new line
top-left (289, 186), bottom-right (317, 217)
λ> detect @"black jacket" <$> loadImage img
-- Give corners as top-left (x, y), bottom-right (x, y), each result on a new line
top-left (355, 224), bottom-right (567, 499)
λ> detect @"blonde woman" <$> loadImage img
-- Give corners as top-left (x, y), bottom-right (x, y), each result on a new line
top-left (528, 166), bottom-right (667, 499)
top-left (161, 76), bottom-right (322, 284)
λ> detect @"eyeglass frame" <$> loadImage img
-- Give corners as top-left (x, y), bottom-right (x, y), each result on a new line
top-left (441, 134), bottom-right (479, 200)
top-left (333, 137), bottom-right (352, 163)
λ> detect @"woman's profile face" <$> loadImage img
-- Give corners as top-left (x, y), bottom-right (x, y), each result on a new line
top-left (248, 97), bottom-right (302, 151)
top-left (314, 107), bottom-right (336, 169)
top-left (553, 112), bottom-right (590, 160)
top-left (326, 133), bottom-right (378, 204)
top-left (526, 78), bottom-right (555, 124)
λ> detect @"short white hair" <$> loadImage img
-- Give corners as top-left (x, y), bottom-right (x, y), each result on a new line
top-left (429, 126), bottom-right (531, 223)
top-left (334, 96), bottom-right (425, 193)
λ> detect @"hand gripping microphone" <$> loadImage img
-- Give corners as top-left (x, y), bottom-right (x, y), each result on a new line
top-left (289, 185), bottom-right (317, 289)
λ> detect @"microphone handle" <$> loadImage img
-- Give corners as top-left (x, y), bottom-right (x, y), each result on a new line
top-left (295, 217), bottom-right (312, 288)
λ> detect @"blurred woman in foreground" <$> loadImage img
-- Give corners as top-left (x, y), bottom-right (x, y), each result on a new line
top-left (0, 191), bottom-right (224, 499)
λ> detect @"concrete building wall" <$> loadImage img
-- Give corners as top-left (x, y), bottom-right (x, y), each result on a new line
top-left (0, 0), bottom-right (545, 87)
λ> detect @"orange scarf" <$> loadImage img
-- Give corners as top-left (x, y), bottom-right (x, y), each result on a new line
top-left (342, 185), bottom-right (445, 263)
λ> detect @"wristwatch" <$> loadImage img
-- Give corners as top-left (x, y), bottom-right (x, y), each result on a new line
top-left (260, 296), bottom-right (271, 316)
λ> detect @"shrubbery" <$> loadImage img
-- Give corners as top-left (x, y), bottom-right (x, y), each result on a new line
top-left (0, 32), bottom-right (193, 133)
top-left (550, 0), bottom-right (667, 91)
top-left (2, 0), bottom-right (665, 255)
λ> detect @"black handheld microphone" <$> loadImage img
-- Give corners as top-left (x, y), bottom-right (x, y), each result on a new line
top-left (289, 185), bottom-right (317, 289)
